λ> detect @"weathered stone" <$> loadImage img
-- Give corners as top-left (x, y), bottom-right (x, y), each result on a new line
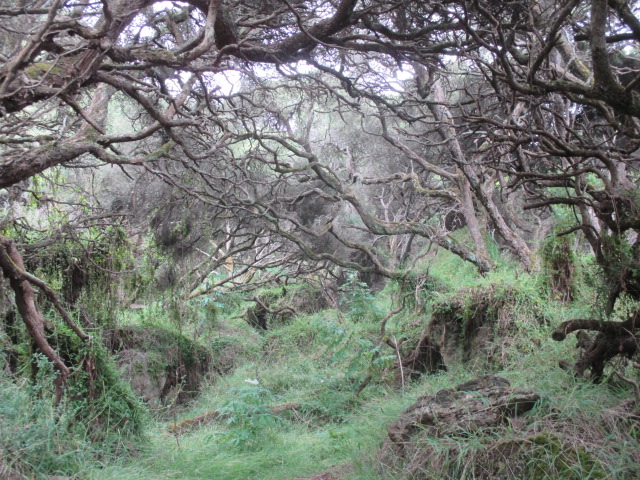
top-left (379, 375), bottom-right (540, 476)
top-left (116, 349), bottom-right (165, 407)
top-left (108, 326), bottom-right (211, 407)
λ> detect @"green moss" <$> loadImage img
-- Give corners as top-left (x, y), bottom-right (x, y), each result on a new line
top-left (25, 62), bottom-right (66, 79)
top-left (145, 140), bottom-right (174, 161)
top-left (67, 341), bottom-right (147, 438)
top-left (114, 325), bottom-right (208, 370)
top-left (528, 434), bottom-right (607, 479)
top-left (137, 48), bottom-right (177, 63)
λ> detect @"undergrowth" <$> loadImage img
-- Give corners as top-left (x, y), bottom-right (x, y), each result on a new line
top-left (0, 351), bottom-right (144, 479)
top-left (2, 250), bottom-right (639, 479)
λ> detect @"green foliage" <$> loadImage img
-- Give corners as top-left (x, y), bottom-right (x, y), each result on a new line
top-left (66, 341), bottom-right (146, 440)
top-left (4, 228), bottom-right (639, 480)
top-left (540, 230), bottom-right (577, 302)
top-left (6, 326), bottom-right (146, 441)
top-left (596, 232), bottom-right (640, 310)
top-left (395, 273), bottom-right (449, 315)
top-left (525, 433), bottom-right (607, 479)
top-left (218, 384), bottom-right (282, 449)
top-left (67, 292), bottom-right (640, 480)
top-left (318, 321), bottom-right (392, 397)
top-left (428, 273), bottom-right (552, 369)
top-left (0, 371), bottom-right (91, 477)
top-left (257, 315), bottom-right (391, 423)
top-left (338, 271), bottom-right (383, 321)
top-left (0, 344), bottom-right (144, 477)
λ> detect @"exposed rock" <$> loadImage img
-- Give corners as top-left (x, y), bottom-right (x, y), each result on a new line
top-left (107, 326), bottom-right (211, 407)
top-left (379, 375), bottom-right (540, 477)
top-left (115, 349), bottom-right (165, 406)
top-left (288, 286), bottom-right (331, 314)
top-left (428, 285), bottom-right (543, 368)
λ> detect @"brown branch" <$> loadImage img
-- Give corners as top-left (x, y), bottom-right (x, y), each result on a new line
top-left (0, 235), bottom-right (70, 400)
top-left (552, 318), bottom-right (634, 341)
top-left (380, 291), bottom-right (413, 340)
top-left (0, 8), bottom-right (50, 15)
top-left (608, 0), bottom-right (640, 42)
top-left (19, 269), bottom-right (88, 341)
top-left (250, 296), bottom-right (297, 317)
top-left (574, 32), bottom-right (637, 43)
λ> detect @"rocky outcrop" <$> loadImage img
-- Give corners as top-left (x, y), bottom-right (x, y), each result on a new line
top-left (379, 376), bottom-right (540, 477)
top-left (107, 326), bottom-right (211, 407)
top-left (115, 349), bottom-right (167, 406)
top-left (428, 285), bottom-right (544, 368)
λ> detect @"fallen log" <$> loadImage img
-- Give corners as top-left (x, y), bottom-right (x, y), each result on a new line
top-left (168, 402), bottom-right (302, 435)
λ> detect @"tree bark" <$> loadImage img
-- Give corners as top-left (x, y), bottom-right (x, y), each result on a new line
top-left (0, 235), bottom-right (70, 401)
top-left (428, 79), bottom-right (533, 270)
top-left (552, 313), bottom-right (639, 381)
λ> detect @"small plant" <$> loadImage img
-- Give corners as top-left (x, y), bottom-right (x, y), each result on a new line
top-left (218, 383), bottom-right (282, 449)
top-left (338, 271), bottom-right (382, 321)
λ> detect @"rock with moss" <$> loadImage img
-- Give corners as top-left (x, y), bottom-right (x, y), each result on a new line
top-left (108, 326), bottom-right (211, 407)
top-left (378, 375), bottom-right (540, 477)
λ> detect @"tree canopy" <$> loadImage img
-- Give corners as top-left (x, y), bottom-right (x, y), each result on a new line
top-left (2, 0), bottom-right (640, 384)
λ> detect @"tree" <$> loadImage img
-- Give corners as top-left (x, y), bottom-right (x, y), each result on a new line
top-left (2, 0), bottom-right (640, 386)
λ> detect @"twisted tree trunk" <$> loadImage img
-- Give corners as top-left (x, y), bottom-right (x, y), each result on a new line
top-left (0, 235), bottom-right (87, 402)
top-left (552, 313), bottom-right (639, 382)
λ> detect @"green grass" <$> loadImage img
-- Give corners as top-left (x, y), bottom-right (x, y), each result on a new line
top-left (6, 308), bottom-right (639, 480)
top-left (89, 371), bottom-right (456, 480)
top-left (4, 251), bottom-right (640, 479)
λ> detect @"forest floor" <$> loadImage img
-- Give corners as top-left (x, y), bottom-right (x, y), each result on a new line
top-left (86, 297), bottom-right (640, 479)
top-left (3, 252), bottom-right (640, 479)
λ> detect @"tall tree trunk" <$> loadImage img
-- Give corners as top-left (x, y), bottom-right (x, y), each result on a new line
top-left (429, 79), bottom-right (533, 270)
top-left (457, 173), bottom-right (489, 260)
